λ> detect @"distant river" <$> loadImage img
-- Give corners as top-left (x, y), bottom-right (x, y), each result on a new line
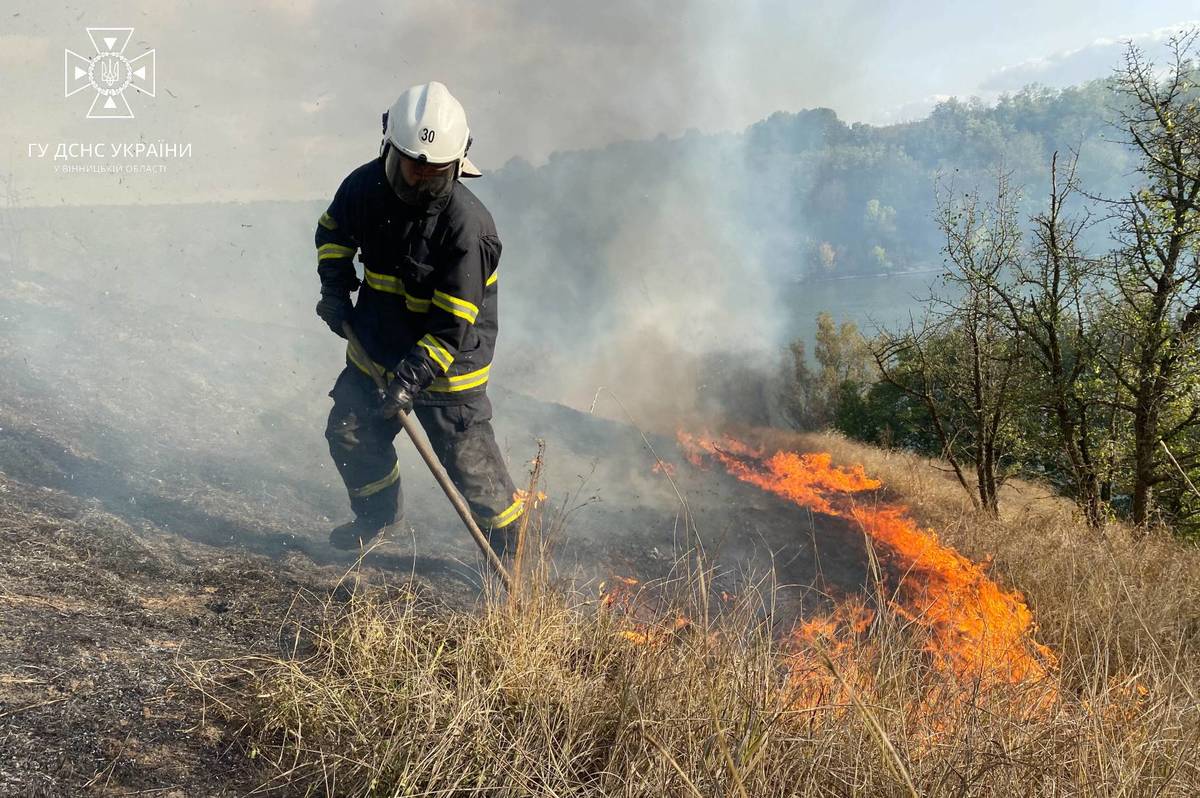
top-left (782, 269), bottom-right (949, 346)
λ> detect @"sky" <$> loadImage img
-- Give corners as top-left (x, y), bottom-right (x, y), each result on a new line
top-left (0, 0), bottom-right (1196, 206)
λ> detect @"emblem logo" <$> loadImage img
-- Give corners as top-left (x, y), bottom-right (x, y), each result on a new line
top-left (65, 28), bottom-right (156, 119)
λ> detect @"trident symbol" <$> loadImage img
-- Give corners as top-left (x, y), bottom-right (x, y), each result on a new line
top-left (99, 59), bottom-right (121, 87)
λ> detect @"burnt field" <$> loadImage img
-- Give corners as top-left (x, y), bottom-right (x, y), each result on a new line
top-left (5, 204), bottom-right (1171, 797)
top-left (0, 206), bottom-right (876, 795)
top-left (3, 232), bottom-right (1196, 795)
top-left (0, 383), bottom-right (872, 795)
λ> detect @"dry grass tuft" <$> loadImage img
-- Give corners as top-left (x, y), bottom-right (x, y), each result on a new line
top-left (188, 436), bottom-right (1200, 796)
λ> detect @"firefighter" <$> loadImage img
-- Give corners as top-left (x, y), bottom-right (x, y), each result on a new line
top-left (314, 81), bottom-right (523, 552)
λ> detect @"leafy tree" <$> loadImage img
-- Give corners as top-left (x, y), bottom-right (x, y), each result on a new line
top-left (843, 32), bottom-right (1200, 533)
top-left (976, 153), bottom-right (1116, 526)
top-left (782, 313), bottom-right (872, 430)
top-left (870, 173), bottom-right (1027, 514)
top-left (832, 368), bottom-right (936, 450)
top-left (1098, 32), bottom-right (1200, 525)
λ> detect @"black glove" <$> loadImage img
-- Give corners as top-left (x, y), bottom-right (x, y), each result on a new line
top-left (380, 380), bottom-right (415, 419)
top-left (315, 291), bottom-right (353, 338)
top-left (380, 358), bottom-right (435, 419)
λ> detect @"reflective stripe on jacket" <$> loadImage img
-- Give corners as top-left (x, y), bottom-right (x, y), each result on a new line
top-left (316, 158), bottom-right (501, 402)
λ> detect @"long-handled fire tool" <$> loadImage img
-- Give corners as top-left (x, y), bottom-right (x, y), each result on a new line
top-left (342, 321), bottom-right (513, 590)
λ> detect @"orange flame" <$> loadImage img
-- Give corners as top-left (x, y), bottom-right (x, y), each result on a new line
top-left (651, 460), bottom-right (677, 477)
top-left (679, 432), bottom-right (1057, 690)
top-left (599, 576), bottom-right (640, 609)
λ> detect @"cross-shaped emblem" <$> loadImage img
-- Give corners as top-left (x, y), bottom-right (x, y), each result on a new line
top-left (65, 28), bottom-right (156, 119)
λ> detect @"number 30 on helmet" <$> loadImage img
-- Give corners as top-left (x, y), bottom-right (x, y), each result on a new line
top-left (382, 81), bottom-right (482, 180)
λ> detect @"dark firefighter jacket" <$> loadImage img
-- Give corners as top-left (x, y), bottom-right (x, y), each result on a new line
top-left (315, 157), bottom-right (501, 404)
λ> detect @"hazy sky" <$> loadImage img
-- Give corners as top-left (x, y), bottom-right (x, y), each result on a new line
top-left (1, 1), bottom-right (1196, 205)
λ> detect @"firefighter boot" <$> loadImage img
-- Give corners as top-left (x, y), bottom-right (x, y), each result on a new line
top-left (329, 515), bottom-right (402, 550)
top-left (485, 526), bottom-right (519, 560)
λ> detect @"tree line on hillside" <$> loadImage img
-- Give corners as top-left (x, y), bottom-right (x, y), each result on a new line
top-left (784, 33), bottom-right (1200, 536)
top-left (488, 67), bottom-right (1133, 285)
top-left (482, 63), bottom-right (1138, 361)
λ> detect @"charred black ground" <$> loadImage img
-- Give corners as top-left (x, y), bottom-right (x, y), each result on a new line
top-left (0, 384), bottom-right (875, 795)
top-left (0, 209), bottom-right (875, 794)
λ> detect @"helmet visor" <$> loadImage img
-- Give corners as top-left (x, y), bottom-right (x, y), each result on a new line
top-left (384, 147), bottom-right (456, 208)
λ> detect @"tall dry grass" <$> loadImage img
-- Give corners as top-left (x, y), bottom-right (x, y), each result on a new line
top-left (795, 430), bottom-right (1200, 689)
top-left (189, 434), bottom-right (1200, 796)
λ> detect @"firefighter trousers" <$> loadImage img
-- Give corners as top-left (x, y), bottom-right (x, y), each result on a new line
top-left (324, 366), bottom-right (524, 531)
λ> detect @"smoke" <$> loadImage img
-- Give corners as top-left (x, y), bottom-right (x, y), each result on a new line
top-left (475, 131), bottom-right (793, 429)
top-left (1, 0), bottom-right (877, 206)
top-left (0, 0), bottom-right (884, 424)
top-left (0, 0), bottom-right (874, 553)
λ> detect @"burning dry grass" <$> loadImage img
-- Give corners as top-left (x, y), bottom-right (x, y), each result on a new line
top-left (791, 429), bottom-right (1200, 691)
top-left (189, 432), bottom-right (1200, 796)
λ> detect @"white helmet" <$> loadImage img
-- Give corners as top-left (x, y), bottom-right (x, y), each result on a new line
top-left (383, 81), bottom-right (482, 178)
